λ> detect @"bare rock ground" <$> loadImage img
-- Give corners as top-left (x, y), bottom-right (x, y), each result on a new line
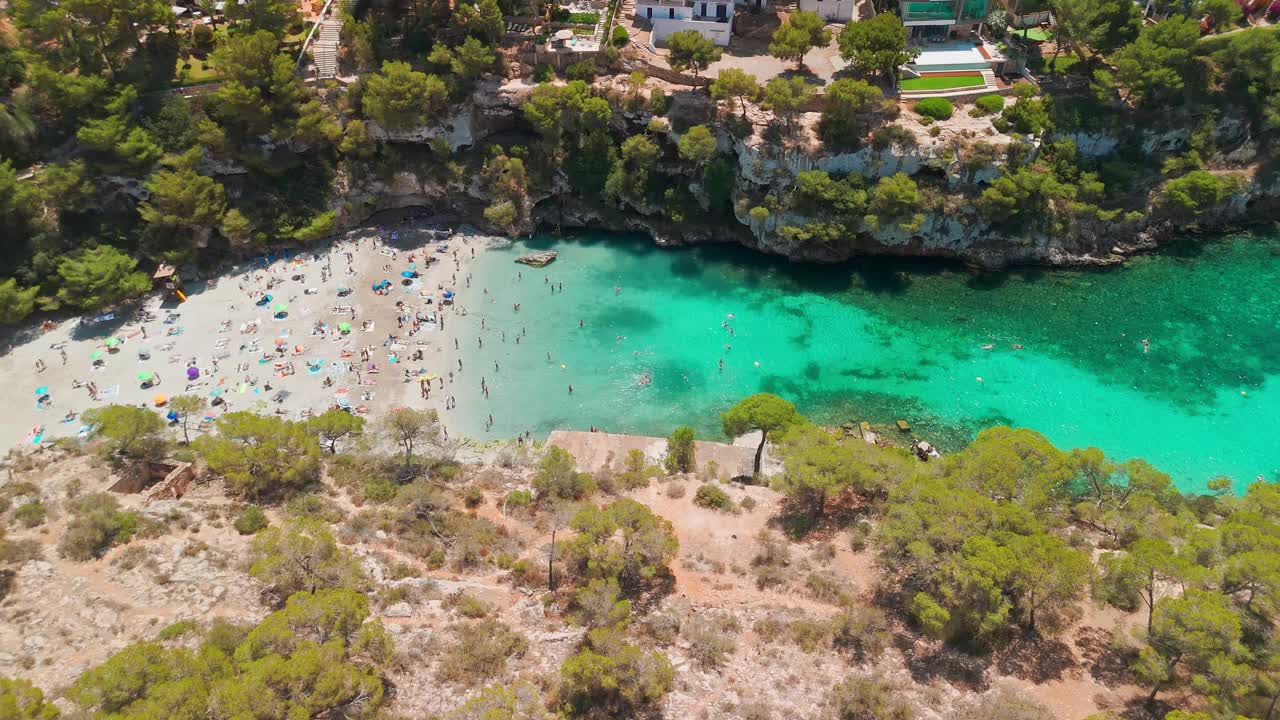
top-left (0, 448), bottom-right (1144, 719)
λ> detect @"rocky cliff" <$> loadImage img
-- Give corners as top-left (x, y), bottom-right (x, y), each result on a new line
top-left (328, 76), bottom-right (1278, 270)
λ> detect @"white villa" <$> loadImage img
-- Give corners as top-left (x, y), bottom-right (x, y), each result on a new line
top-left (635, 0), bottom-right (735, 46)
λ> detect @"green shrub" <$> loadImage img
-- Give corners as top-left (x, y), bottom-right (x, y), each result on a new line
top-left (826, 676), bottom-right (913, 720)
top-left (683, 613), bottom-right (738, 669)
top-left (871, 125), bottom-right (918, 150)
top-left (439, 619), bottom-right (529, 683)
top-left (559, 627), bottom-right (674, 718)
top-left (284, 493), bottom-right (346, 523)
top-left (462, 486), bottom-right (484, 508)
top-left (914, 97), bottom-right (954, 120)
top-left (788, 618), bottom-right (831, 652)
top-left (612, 25), bottom-right (629, 47)
top-left (13, 501), bottom-right (46, 528)
top-left (504, 489), bottom-right (533, 510)
top-left (533, 64), bottom-right (554, 82)
top-left (664, 426), bottom-right (696, 475)
top-left (830, 607), bottom-right (891, 662)
top-left (649, 87), bottom-right (670, 115)
top-left (804, 572), bottom-right (849, 604)
top-left (694, 484), bottom-right (734, 511)
top-left (426, 546), bottom-right (446, 569)
top-left (388, 561), bottom-right (421, 579)
top-left (233, 505), bottom-right (269, 535)
top-left (565, 11), bottom-right (598, 23)
top-left (533, 446), bottom-right (595, 501)
top-left (1159, 170), bottom-right (1241, 215)
top-left (364, 477), bottom-right (398, 503)
top-left (566, 59), bottom-right (596, 81)
top-left (752, 616), bottom-right (788, 643)
top-left (446, 591), bottom-right (490, 618)
top-left (974, 94), bottom-right (1005, 115)
top-left (58, 493), bottom-right (137, 561)
top-left (158, 619), bottom-right (199, 640)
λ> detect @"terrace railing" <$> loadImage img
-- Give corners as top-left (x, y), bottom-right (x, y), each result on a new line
top-left (901, 0), bottom-right (958, 21)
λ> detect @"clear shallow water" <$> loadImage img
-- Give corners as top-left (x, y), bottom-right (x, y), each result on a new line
top-left (451, 232), bottom-right (1280, 493)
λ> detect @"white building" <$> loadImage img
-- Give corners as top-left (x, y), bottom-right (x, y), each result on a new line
top-left (798, 0), bottom-right (856, 22)
top-left (635, 0), bottom-right (734, 47)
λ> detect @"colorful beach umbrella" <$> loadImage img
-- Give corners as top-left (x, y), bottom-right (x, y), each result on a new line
top-left (34, 386), bottom-right (48, 396)
top-left (90, 350), bottom-right (103, 360)
top-left (137, 371), bottom-right (153, 381)
top-left (275, 303), bottom-right (288, 312)
top-left (209, 388), bottom-right (224, 397)
top-left (153, 394), bottom-right (167, 406)
top-left (104, 337), bottom-right (120, 347)
top-left (186, 366), bottom-right (200, 380)
top-left (275, 337), bottom-right (287, 346)
top-left (338, 322), bottom-right (351, 332)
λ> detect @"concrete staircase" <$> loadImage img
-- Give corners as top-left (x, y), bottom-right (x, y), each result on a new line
top-left (312, 18), bottom-right (343, 79)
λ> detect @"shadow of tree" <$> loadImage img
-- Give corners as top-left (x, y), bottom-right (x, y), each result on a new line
top-left (993, 635), bottom-right (1076, 683)
top-left (1075, 625), bottom-right (1136, 687)
top-left (904, 644), bottom-right (993, 691)
top-left (767, 489), bottom-right (868, 541)
top-left (630, 570), bottom-right (678, 614)
top-left (1117, 695), bottom-right (1167, 720)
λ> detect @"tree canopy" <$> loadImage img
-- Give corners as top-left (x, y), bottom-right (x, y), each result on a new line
top-left (195, 412), bottom-right (322, 499)
top-left (837, 13), bottom-right (916, 82)
top-left (721, 393), bottom-right (798, 476)
top-left (362, 61), bottom-right (450, 131)
top-left (666, 30), bottom-right (722, 80)
top-left (69, 588), bottom-right (390, 720)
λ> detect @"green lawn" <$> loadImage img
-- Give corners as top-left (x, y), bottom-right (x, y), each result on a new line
top-left (1017, 27), bottom-right (1053, 42)
top-left (900, 74), bottom-right (985, 91)
top-left (175, 56), bottom-right (221, 86)
top-left (1028, 54), bottom-right (1081, 75)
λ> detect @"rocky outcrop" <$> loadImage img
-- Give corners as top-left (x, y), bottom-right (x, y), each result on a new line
top-left (326, 78), bottom-right (1278, 270)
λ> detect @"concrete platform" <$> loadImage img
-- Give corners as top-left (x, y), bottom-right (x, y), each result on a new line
top-left (547, 429), bottom-right (765, 478)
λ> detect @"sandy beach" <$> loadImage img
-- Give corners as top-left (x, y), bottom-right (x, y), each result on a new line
top-left (0, 224), bottom-right (506, 450)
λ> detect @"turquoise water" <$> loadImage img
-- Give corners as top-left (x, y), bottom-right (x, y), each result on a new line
top-left (451, 232), bottom-right (1280, 493)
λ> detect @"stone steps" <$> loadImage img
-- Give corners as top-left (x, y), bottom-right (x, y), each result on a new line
top-left (312, 18), bottom-right (344, 79)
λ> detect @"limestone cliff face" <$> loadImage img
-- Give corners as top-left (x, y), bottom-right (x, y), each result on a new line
top-left (327, 80), bottom-right (1278, 269)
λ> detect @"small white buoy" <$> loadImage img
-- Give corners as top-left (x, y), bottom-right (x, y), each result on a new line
top-left (976, 377), bottom-right (983, 382)
top-left (754, 361), bottom-right (760, 367)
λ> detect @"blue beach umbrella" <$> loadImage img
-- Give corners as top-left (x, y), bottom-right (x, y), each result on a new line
top-left (35, 387), bottom-right (49, 396)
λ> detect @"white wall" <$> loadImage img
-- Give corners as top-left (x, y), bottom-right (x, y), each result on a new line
top-left (649, 16), bottom-right (733, 45)
top-left (798, 0), bottom-right (854, 21)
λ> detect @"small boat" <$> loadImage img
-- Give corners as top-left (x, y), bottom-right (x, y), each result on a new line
top-left (516, 250), bottom-right (557, 267)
